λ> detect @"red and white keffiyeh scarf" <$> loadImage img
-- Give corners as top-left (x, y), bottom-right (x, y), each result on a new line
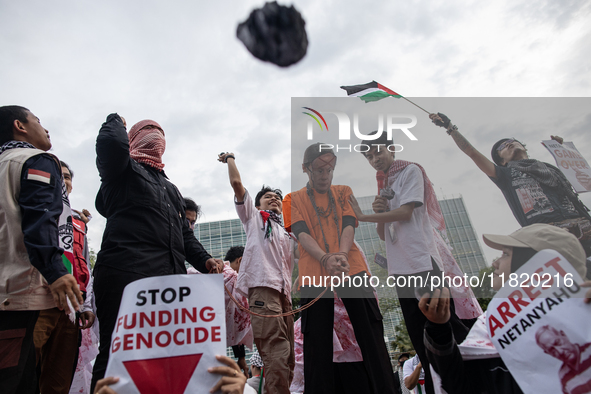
top-left (128, 120), bottom-right (166, 170)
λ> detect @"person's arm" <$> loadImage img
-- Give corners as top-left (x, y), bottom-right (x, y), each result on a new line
top-left (350, 196), bottom-right (415, 223)
top-left (430, 113), bottom-right (496, 178)
top-left (219, 152), bottom-right (246, 202)
top-left (404, 361), bottom-right (423, 390)
top-left (96, 113), bottom-right (130, 181)
top-left (183, 220), bottom-right (222, 273)
top-left (19, 154), bottom-right (82, 312)
top-left (232, 345), bottom-right (249, 379)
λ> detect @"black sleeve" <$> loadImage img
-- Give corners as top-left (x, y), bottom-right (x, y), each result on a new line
top-left (342, 215), bottom-right (356, 230)
top-left (96, 113), bottom-right (130, 181)
top-left (424, 321), bottom-right (472, 394)
top-left (292, 220), bottom-right (310, 239)
top-left (232, 344), bottom-right (246, 359)
top-left (183, 220), bottom-right (212, 273)
top-left (19, 154), bottom-right (68, 284)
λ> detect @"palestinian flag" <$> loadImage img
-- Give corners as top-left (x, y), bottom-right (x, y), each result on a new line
top-left (340, 81), bottom-right (402, 103)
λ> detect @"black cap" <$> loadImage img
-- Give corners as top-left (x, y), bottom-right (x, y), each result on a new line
top-left (303, 143), bottom-right (335, 166)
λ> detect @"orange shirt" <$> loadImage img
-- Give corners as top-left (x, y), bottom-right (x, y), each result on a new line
top-left (289, 185), bottom-right (368, 283)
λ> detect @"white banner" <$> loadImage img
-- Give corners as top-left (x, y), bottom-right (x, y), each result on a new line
top-left (542, 140), bottom-right (591, 193)
top-left (487, 250), bottom-right (591, 394)
top-left (105, 274), bottom-right (226, 394)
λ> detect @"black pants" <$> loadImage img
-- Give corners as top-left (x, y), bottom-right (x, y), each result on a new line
top-left (0, 310), bottom-right (39, 394)
top-left (90, 265), bottom-right (145, 394)
top-left (300, 272), bottom-right (397, 394)
top-left (395, 259), bottom-right (467, 394)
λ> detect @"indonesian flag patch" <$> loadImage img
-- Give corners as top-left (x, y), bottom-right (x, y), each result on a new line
top-left (26, 168), bottom-right (52, 184)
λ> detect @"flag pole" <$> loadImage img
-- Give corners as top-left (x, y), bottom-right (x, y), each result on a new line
top-left (400, 96), bottom-right (431, 115)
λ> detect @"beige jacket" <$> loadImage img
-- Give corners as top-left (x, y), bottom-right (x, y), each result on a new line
top-left (0, 148), bottom-right (59, 311)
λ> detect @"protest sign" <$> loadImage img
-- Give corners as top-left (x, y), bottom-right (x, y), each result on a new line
top-left (104, 274), bottom-right (225, 394)
top-left (542, 140), bottom-right (591, 192)
top-left (487, 249), bottom-right (591, 394)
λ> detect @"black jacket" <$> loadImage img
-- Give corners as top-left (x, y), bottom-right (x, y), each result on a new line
top-left (424, 320), bottom-right (523, 394)
top-left (95, 113), bottom-right (211, 276)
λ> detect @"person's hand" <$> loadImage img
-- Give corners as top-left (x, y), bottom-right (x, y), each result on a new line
top-left (94, 376), bottom-right (119, 394)
top-left (372, 195), bottom-right (388, 213)
top-left (73, 209), bottom-right (91, 224)
top-left (415, 362), bottom-right (422, 370)
top-left (206, 258), bottom-right (224, 273)
top-left (550, 135), bottom-right (564, 144)
top-left (208, 355), bottom-right (247, 394)
top-left (582, 281), bottom-right (591, 304)
top-left (49, 274), bottom-right (83, 314)
top-left (79, 311), bottom-right (96, 329)
top-left (429, 113), bottom-right (451, 129)
top-left (324, 254), bottom-right (350, 276)
top-left (348, 195), bottom-right (364, 220)
top-left (218, 152), bottom-right (236, 164)
top-left (236, 357), bottom-right (249, 379)
top-left (418, 288), bottom-right (451, 325)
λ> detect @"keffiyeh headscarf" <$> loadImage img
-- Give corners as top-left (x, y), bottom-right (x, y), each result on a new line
top-left (128, 120), bottom-right (166, 170)
top-left (249, 351), bottom-right (264, 368)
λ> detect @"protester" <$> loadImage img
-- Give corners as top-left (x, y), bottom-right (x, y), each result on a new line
top-left (349, 133), bottom-right (480, 394)
top-left (0, 105), bottom-right (83, 394)
top-left (290, 143), bottom-right (396, 394)
top-left (92, 355), bottom-right (256, 394)
top-left (33, 160), bottom-right (96, 394)
top-left (91, 114), bottom-right (222, 391)
top-left (430, 113), bottom-right (591, 267)
top-left (403, 354), bottom-right (425, 394)
top-left (247, 351), bottom-right (265, 393)
top-left (184, 197), bottom-right (201, 230)
top-left (223, 246), bottom-right (251, 379)
top-left (394, 353), bottom-right (411, 394)
top-left (419, 223), bottom-right (588, 394)
top-left (219, 152), bottom-right (294, 394)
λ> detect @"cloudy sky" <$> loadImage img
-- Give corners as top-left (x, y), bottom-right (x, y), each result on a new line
top-left (1, 0), bottom-right (590, 263)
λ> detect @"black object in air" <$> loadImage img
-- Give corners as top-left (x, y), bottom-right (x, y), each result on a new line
top-left (236, 1), bottom-right (308, 67)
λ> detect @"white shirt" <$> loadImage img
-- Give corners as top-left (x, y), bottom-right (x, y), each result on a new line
top-left (402, 354), bottom-right (426, 394)
top-left (385, 165), bottom-right (443, 275)
top-left (235, 190), bottom-right (293, 301)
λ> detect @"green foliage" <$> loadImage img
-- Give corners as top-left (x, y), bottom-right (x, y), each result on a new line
top-left (89, 247), bottom-right (97, 270)
top-left (472, 265), bottom-right (496, 312)
top-left (390, 318), bottom-right (414, 353)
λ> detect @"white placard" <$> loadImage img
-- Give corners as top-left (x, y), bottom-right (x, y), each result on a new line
top-left (542, 140), bottom-right (591, 193)
top-left (487, 250), bottom-right (591, 394)
top-left (105, 274), bottom-right (226, 394)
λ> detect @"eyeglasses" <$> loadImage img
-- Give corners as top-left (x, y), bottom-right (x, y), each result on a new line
top-left (496, 139), bottom-right (516, 152)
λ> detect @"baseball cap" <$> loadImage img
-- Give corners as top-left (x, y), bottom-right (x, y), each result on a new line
top-left (482, 223), bottom-right (586, 278)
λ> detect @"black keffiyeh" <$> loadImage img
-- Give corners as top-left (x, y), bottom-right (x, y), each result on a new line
top-left (0, 140), bottom-right (36, 155)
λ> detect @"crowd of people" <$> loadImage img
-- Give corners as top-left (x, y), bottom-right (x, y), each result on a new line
top-left (1, 104), bottom-right (591, 394)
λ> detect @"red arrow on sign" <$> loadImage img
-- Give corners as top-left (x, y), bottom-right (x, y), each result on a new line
top-left (123, 353), bottom-right (202, 394)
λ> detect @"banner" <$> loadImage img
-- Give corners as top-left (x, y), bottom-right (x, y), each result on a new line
top-left (542, 140), bottom-right (591, 193)
top-left (105, 274), bottom-right (226, 394)
top-left (487, 250), bottom-right (591, 394)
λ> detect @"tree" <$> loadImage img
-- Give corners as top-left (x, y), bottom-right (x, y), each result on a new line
top-left (472, 265), bottom-right (496, 312)
top-left (391, 317), bottom-right (413, 353)
top-left (89, 247), bottom-right (97, 270)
